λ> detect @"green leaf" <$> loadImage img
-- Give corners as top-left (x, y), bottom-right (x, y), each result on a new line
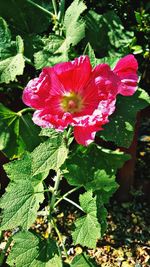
top-left (96, 56), bottom-right (120, 68)
top-left (0, 179), bottom-right (44, 230)
top-left (31, 136), bottom-right (68, 175)
top-left (84, 10), bottom-right (134, 57)
top-left (4, 153), bottom-right (32, 181)
top-left (0, 17), bottom-right (25, 83)
top-left (63, 0), bottom-right (87, 47)
top-left (64, 144), bottom-right (129, 190)
top-left (0, 103), bottom-right (42, 158)
top-left (40, 128), bottom-right (66, 141)
top-left (34, 34), bottom-right (68, 69)
top-left (83, 43), bottom-right (97, 67)
top-left (3, 153), bottom-right (46, 186)
top-left (71, 253), bottom-right (97, 267)
top-left (7, 231), bottom-right (62, 267)
top-left (34, 0), bottom-right (87, 69)
top-left (0, 0), bottom-right (53, 34)
top-left (100, 88), bottom-right (150, 147)
top-left (72, 190), bottom-right (101, 248)
top-left (0, 104), bottom-right (42, 159)
top-left (103, 11), bottom-right (134, 56)
top-left (85, 10), bottom-right (109, 56)
top-left (0, 52), bottom-right (25, 84)
top-left (86, 170), bottom-right (117, 192)
top-left (0, 17), bottom-right (11, 51)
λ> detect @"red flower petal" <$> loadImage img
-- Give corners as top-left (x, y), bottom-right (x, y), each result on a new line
top-left (22, 73), bottom-right (50, 109)
top-left (74, 125), bottom-right (101, 146)
top-left (113, 55), bottom-right (138, 96)
top-left (33, 109), bottom-right (73, 131)
top-left (53, 56), bottom-right (92, 94)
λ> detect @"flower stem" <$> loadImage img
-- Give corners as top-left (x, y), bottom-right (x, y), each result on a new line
top-left (52, 0), bottom-right (58, 16)
top-left (27, 0), bottom-right (54, 17)
top-left (49, 170), bottom-right (62, 214)
top-left (54, 186), bottom-right (81, 207)
top-left (17, 108), bottom-right (34, 116)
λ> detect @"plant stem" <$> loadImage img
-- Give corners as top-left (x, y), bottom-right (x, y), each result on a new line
top-left (52, 218), bottom-right (69, 261)
top-left (43, 182), bottom-right (51, 204)
top-left (27, 0), bottom-right (54, 17)
top-left (58, 0), bottom-right (65, 23)
top-left (17, 108), bottom-right (34, 116)
top-left (24, 56), bottom-right (34, 67)
top-left (52, 0), bottom-right (58, 16)
top-left (64, 197), bottom-right (84, 212)
top-left (54, 186), bottom-right (81, 207)
top-left (49, 170), bottom-right (62, 214)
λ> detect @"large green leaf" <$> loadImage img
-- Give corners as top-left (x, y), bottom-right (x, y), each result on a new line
top-left (34, 34), bottom-right (68, 69)
top-left (100, 88), bottom-right (150, 147)
top-left (71, 253), bottom-right (97, 267)
top-left (31, 135), bottom-right (68, 175)
top-left (7, 231), bottom-right (62, 267)
top-left (63, 144), bottom-right (129, 190)
top-left (3, 153), bottom-right (46, 186)
top-left (72, 190), bottom-right (101, 248)
top-left (0, 104), bottom-right (42, 159)
top-left (0, 179), bottom-right (44, 230)
top-left (63, 0), bottom-right (87, 46)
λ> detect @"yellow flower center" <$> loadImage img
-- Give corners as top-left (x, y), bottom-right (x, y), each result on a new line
top-left (61, 91), bottom-right (83, 113)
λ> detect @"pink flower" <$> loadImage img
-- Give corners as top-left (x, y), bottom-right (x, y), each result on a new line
top-left (22, 55), bottom-right (138, 146)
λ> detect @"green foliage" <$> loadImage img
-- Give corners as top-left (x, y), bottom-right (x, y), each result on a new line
top-left (72, 190), bottom-right (101, 248)
top-left (100, 88), bottom-right (150, 147)
top-left (3, 153), bottom-right (46, 185)
top-left (84, 10), bottom-right (134, 57)
top-left (63, 0), bottom-right (87, 47)
top-left (0, 18), bottom-right (25, 83)
top-left (84, 43), bottom-right (119, 68)
top-left (0, 103), bottom-right (42, 158)
top-left (34, 34), bottom-right (68, 69)
top-left (31, 136), bottom-right (68, 175)
top-left (83, 43), bottom-right (97, 67)
top-left (7, 231), bottom-right (62, 267)
top-left (0, 0), bottom-right (52, 34)
top-left (34, 0), bottom-right (87, 69)
top-left (0, 179), bottom-right (44, 230)
top-left (63, 144), bottom-right (129, 191)
top-left (71, 253), bottom-right (97, 266)
top-left (103, 11), bottom-right (134, 56)
top-left (0, 131), bottom-right (69, 231)
top-left (85, 10), bottom-right (109, 56)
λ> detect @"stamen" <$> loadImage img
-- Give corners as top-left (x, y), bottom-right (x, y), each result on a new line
top-left (61, 91), bottom-right (83, 113)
